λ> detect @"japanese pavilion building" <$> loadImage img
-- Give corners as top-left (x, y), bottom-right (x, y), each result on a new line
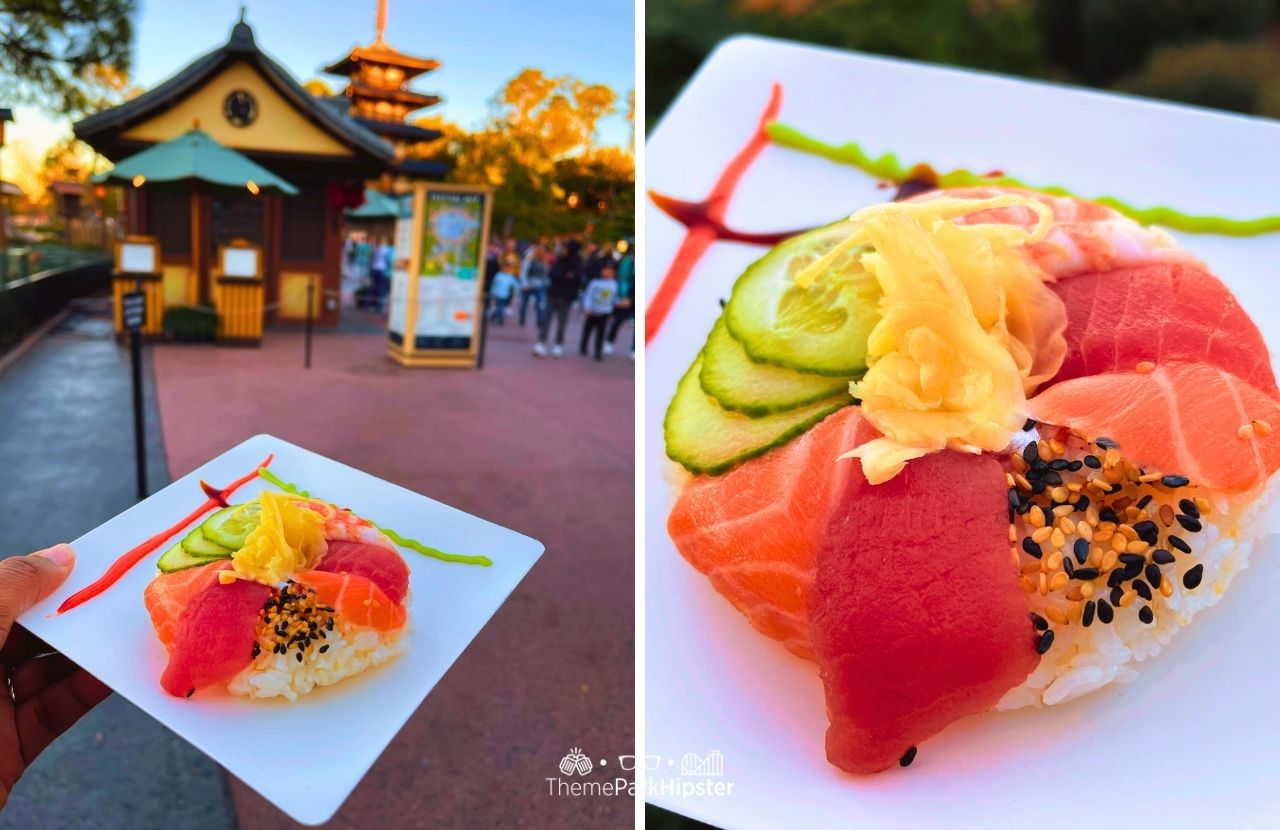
top-left (73, 6), bottom-right (445, 327)
top-left (322, 0), bottom-right (448, 183)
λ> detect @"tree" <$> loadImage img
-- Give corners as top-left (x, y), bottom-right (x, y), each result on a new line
top-left (413, 69), bottom-right (634, 241)
top-left (0, 0), bottom-right (137, 116)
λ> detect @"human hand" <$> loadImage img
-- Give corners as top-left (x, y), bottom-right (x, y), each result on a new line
top-left (0, 545), bottom-right (110, 808)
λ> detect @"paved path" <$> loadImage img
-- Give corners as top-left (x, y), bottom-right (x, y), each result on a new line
top-left (151, 309), bottom-right (635, 828)
top-left (0, 300), bottom-right (236, 830)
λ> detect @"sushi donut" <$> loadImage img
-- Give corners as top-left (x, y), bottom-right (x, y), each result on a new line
top-left (665, 186), bottom-right (1280, 772)
top-left (144, 494), bottom-right (410, 701)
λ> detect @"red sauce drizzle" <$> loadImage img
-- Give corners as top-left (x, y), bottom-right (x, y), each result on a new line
top-left (645, 84), bottom-right (787, 346)
top-left (55, 454), bottom-right (274, 615)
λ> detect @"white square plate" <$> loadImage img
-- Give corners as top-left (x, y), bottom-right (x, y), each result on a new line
top-left (19, 434), bottom-right (543, 825)
top-left (645, 36), bottom-right (1280, 830)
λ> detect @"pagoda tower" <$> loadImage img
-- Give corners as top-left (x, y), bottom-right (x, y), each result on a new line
top-left (323, 0), bottom-right (446, 178)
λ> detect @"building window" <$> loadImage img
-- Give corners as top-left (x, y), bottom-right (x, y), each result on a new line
top-left (281, 187), bottom-right (325, 263)
top-left (146, 189), bottom-right (191, 256)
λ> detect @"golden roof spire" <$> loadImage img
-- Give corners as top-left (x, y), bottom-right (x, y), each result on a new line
top-left (374, 0), bottom-right (388, 46)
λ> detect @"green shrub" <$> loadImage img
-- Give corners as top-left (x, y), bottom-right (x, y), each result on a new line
top-left (162, 305), bottom-right (218, 343)
top-left (1114, 39), bottom-right (1280, 117)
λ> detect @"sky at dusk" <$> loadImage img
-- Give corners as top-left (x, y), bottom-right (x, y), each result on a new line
top-left (2, 0), bottom-right (635, 181)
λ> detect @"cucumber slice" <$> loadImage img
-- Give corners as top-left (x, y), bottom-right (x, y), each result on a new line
top-left (666, 356), bottom-right (851, 475)
top-left (201, 503), bottom-right (261, 550)
top-left (181, 526), bottom-right (233, 558)
top-left (699, 317), bottom-right (854, 416)
top-left (158, 542), bottom-right (229, 574)
top-left (724, 220), bottom-right (882, 376)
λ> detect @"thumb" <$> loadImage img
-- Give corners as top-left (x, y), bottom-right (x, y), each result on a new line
top-left (0, 545), bottom-right (75, 645)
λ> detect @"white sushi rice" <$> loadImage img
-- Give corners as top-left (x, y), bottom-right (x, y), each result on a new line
top-left (228, 618), bottom-right (407, 702)
top-left (998, 451), bottom-right (1278, 711)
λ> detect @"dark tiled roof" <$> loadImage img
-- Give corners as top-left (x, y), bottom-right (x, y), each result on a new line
top-left (394, 158), bottom-right (450, 178)
top-left (354, 117), bottom-right (442, 142)
top-left (322, 43), bottom-right (440, 78)
top-left (74, 21), bottom-right (393, 163)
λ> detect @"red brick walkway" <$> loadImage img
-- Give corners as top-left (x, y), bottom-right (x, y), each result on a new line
top-left (151, 311), bottom-right (635, 829)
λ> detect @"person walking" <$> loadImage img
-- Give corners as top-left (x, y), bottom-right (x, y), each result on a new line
top-left (489, 254), bottom-right (520, 325)
top-left (535, 239), bottom-right (583, 357)
top-left (579, 259), bottom-right (619, 361)
top-left (369, 236), bottom-right (393, 312)
top-left (605, 247), bottom-right (634, 359)
top-left (518, 242), bottom-right (549, 327)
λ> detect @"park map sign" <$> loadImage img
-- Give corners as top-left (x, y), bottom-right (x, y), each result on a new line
top-left (387, 183), bottom-right (494, 367)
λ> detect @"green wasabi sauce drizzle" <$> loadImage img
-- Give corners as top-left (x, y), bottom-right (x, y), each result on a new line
top-left (765, 121), bottom-right (1280, 237)
top-left (257, 467), bottom-right (493, 567)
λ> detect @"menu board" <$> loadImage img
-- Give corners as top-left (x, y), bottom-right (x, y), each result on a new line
top-left (413, 189), bottom-right (487, 350)
top-left (387, 193), bottom-right (415, 345)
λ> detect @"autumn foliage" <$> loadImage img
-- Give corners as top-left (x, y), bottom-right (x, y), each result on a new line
top-left (413, 69), bottom-right (635, 240)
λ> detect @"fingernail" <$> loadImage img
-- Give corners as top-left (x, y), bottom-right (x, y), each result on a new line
top-left (33, 544), bottom-right (75, 570)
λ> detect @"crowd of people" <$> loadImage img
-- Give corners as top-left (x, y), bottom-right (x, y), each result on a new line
top-left (484, 235), bottom-right (635, 361)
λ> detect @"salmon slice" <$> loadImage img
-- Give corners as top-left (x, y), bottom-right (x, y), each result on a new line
top-left (144, 561), bottom-right (234, 650)
top-left (293, 569), bottom-right (406, 632)
top-left (812, 450), bottom-right (1038, 773)
top-left (911, 186), bottom-right (1201, 280)
top-left (160, 577), bottom-right (273, 698)
top-left (1029, 362), bottom-right (1280, 493)
top-left (316, 540), bottom-right (410, 604)
top-left (667, 408), bottom-right (875, 658)
top-left (1051, 264), bottom-right (1277, 395)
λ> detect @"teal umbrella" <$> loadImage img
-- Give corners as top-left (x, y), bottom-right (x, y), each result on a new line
top-left (346, 188), bottom-right (402, 218)
top-left (92, 128), bottom-right (297, 194)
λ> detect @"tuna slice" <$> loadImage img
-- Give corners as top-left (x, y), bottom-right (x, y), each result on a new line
top-left (667, 408), bottom-right (875, 658)
top-left (159, 577), bottom-right (272, 698)
top-left (316, 540), bottom-right (410, 604)
top-left (811, 450), bottom-right (1039, 774)
top-left (293, 569), bottom-right (407, 632)
top-left (1051, 264), bottom-right (1278, 395)
top-left (145, 561), bottom-right (234, 650)
top-left (1030, 362), bottom-right (1280, 494)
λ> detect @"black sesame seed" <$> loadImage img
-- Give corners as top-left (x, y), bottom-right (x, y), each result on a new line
top-left (1118, 553), bottom-right (1145, 567)
top-left (1096, 599), bottom-right (1114, 624)
top-left (1110, 585), bottom-right (1124, 605)
top-left (1122, 562), bottom-right (1143, 580)
top-left (1072, 567), bottom-right (1100, 581)
top-left (1023, 442), bottom-right (1039, 463)
top-left (1176, 514), bottom-right (1202, 533)
top-left (1082, 600), bottom-right (1096, 628)
top-left (900, 746), bottom-right (918, 767)
top-left (1152, 548), bottom-right (1176, 565)
top-left (1049, 459), bottom-right (1070, 471)
top-left (1169, 536), bottom-right (1191, 554)
top-left (1067, 460), bottom-right (1083, 472)
top-left (1030, 612), bottom-right (1048, 631)
top-left (1095, 436), bottom-right (1118, 449)
top-left (1016, 500), bottom-right (1033, 515)
top-left (186, 688), bottom-right (195, 698)
top-left (1107, 570), bottom-right (1127, 588)
top-left (1133, 520), bottom-right (1159, 544)
top-left (1136, 494), bottom-right (1153, 509)
top-left (1183, 564), bottom-right (1204, 590)
top-left (1178, 498), bottom-right (1199, 518)
top-left (252, 642), bottom-right (260, 658)
top-left (1099, 507), bottom-right (1120, 524)
top-left (1083, 454), bottom-right (1102, 469)
top-left (1023, 419), bottom-right (1036, 432)
top-left (1073, 538), bottom-right (1090, 565)
top-left (296, 651), bottom-right (303, 663)
top-left (1075, 495), bottom-right (1091, 512)
top-left (319, 644), bottom-right (329, 653)
top-left (1041, 470), bottom-right (1063, 486)
top-left (1037, 629), bottom-right (1055, 654)
top-left (1031, 480), bottom-right (1047, 495)
top-left (1138, 605), bottom-right (1154, 625)
top-left (1161, 474), bottom-right (1190, 488)
top-left (1133, 579), bottom-right (1152, 601)
top-left (1008, 489), bottom-right (1022, 510)
top-left (1145, 563), bottom-right (1163, 589)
